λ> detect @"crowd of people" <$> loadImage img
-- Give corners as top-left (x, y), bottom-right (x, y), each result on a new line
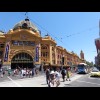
top-left (45, 67), bottom-right (72, 87)
top-left (0, 67), bottom-right (39, 78)
top-left (0, 66), bottom-right (73, 87)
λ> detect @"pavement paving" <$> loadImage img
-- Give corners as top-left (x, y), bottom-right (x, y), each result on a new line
top-left (0, 72), bottom-right (84, 87)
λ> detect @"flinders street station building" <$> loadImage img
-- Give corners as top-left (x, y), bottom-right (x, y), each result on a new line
top-left (0, 18), bottom-right (85, 70)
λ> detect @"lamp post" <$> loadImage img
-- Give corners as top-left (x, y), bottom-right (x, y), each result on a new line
top-left (62, 56), bottom-right (64, 69)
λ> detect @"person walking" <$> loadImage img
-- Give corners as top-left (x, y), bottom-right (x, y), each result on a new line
top-left (55, 71), bottom-right (60, 87)
top-left (61, 69), bottom-right (66, 82)
top-left (45, 68), bottom-right (50, 85)
top-left (49, 71), bottom-right (58, 87)
top-left (32, 68), bottom-right (34, 77)
top-left (8, 68), bottom-right (11, 76)
top-left (66, 67), bottom-right (71, 81)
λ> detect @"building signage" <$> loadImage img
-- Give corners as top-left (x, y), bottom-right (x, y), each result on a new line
top-left (35, 45), bottom-right (39, 62)
top-left (4, 42), bottom-right (10, 62)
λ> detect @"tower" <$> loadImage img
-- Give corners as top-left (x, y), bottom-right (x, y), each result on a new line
top-left (80, 50), bottom-right (84, 60)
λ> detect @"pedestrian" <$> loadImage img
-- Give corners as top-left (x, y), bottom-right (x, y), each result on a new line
top-left (29, 69), bottom-right (32, 78)
top-left (8, 68), bottom-right (11, 76)
top-left (45, 68), bottom-right (50, 84)
top-left (55, 71), bottom-right (60, 87)
top-left (61, 69), bottom-right (66, 82)
top-left (49, 71), bottom-right (58, 87)
top-left (66, 67), bottom-right (71, 81)
top-left (3, 70), bottom-right (5, 76)
top-left (0, 68), bottom-right (2, 72)
top-left (32, 68), bottom-right (34, 77)
top-left (1, 73), bottom-right (3, 78)
top-left (20, 68), bottom-right (24, 78)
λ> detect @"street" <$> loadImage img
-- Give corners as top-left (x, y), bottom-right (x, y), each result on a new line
top-left (64, 74), bottom-right (100, 87)
top-left (0, 72), bottom-right (100, 87)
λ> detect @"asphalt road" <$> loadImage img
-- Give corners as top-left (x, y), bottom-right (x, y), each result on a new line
top-left (1, 71), bottom-right (100, 87)
top-left (64, 74), bottom-right (100, 87)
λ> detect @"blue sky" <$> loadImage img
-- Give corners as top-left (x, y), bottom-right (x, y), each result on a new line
top-left (0, 12), bottom-right (99, 63)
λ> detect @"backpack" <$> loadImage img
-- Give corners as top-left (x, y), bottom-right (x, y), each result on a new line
top-left (61, 69), bottom-right (66, 75)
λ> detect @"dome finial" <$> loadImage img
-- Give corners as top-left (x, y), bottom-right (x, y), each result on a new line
top-left (25, 12), bottom-right (29, 21)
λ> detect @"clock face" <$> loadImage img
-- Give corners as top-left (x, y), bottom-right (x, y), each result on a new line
top-left (20, 34), bottom-right (27, 40)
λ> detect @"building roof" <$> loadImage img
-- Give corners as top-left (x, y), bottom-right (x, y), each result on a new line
top-left (13, 18), bottom-right (39, 33)
top-left (0, 31), bottom-right (5, 37)
top-left (0, 30), bottom-right (4, 34)
top-left (42, 35), bottom-right (56, 44)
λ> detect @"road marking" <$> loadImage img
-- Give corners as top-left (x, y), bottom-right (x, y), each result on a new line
top-left (59, 75), bottom-right (84, 87)
top-left (76, 80), bottom-right (100, 86)
top-left (7, 76), bottom-right (22, 87)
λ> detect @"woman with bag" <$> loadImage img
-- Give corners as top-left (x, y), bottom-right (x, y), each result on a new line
top-left (66, 67), bottom-right (71, 81)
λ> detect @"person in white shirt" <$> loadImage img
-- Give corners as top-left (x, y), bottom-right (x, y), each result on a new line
top-left (49, 71), bottom-right (58, 87)
top-left (55, 71), bottom-right (60, 87)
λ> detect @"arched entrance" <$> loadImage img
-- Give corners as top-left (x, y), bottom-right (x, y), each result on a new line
top-left (11, 52), bottom-right (34, 69)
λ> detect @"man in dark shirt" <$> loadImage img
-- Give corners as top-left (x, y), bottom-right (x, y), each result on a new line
top-left (45, 68), bottom-right (50, 84)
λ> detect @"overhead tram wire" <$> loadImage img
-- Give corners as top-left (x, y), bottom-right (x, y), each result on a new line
top-left (21, 12), bottom-right (97, 51)
top-left (65, 25), bottom-right (98, 38)
top-left (19, 13), bottom-right (62, 40)
top-left (19, 12), bottom-right (98, 53)
top-left (19, 13), bottom-right (65, 41)
top-left (20, 12), bottom-right (98, 39)
top-left (28, 17), bottom-right (75, 51)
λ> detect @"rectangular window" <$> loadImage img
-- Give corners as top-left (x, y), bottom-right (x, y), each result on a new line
top-left (19, 41), bottom-right (23, 45)
top-left (13, 41), bottom-right (18, 45)
top-left (41, 52), bottom-right (42, 57)
top-left (58, 55), bottom-right (59, 59)
top-left (45, 52), bottom-right (48, 57)
top-left (30, 41), bottom-right (35, 46)
top-left (0, 51), bottom-right (3, 56)
top-left (0, 44), bottom-right (4, 48)
top-left (43, 52), bottom-right (45, 57)
top-left (23, 41), bottom-right (28, 46)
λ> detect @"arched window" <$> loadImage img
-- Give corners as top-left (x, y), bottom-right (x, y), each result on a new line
top-left (43, 52), bottom-right (45, 57)
top-left (52, 47), bottom-right (54, 51)
top-left (41, 45), bottom-right (48, 49)
top-left (45, 52), bottom-right (48, 57)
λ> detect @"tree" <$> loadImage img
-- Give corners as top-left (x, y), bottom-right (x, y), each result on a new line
top-left (86, 61), bottom-right (93, 67)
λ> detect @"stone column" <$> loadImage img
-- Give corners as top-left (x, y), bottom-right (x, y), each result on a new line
top-left (49, 44), bottom-right (52, 65)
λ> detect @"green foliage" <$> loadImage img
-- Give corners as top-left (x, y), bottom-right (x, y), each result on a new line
top-left (86, 61), bottom-right (94, 67)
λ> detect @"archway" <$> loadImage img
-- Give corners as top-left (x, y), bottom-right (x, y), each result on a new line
top-left (11, 52), bottom-right (34, 69)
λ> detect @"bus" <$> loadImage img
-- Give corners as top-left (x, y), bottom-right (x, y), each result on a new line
top-left (77, 63), bottom-right (88, 74)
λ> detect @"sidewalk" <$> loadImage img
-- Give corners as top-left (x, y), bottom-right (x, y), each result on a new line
top-left (0, 72), bottom-right (83, 87)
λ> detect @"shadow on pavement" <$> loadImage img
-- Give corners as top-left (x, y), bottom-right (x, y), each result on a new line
top-left (41, 83), bottom-right (47, 85)
top-left (60, 80), bottom-right (65, 82)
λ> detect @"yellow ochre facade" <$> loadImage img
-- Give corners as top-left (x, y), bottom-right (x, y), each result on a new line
top-left (0, 18), bottom-right (85, 69)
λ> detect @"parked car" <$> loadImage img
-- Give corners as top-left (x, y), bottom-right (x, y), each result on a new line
top-left (90, 68), bottom-right (100, 77)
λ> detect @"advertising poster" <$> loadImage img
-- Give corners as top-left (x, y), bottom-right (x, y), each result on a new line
top-left (4, 42), bottom-right (10, 62)
top-left (35, 45), bottom-right (39, 62)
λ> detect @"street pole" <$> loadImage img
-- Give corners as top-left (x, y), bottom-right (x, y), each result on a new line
top-left (41, 62), bottom-right (44, 73)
